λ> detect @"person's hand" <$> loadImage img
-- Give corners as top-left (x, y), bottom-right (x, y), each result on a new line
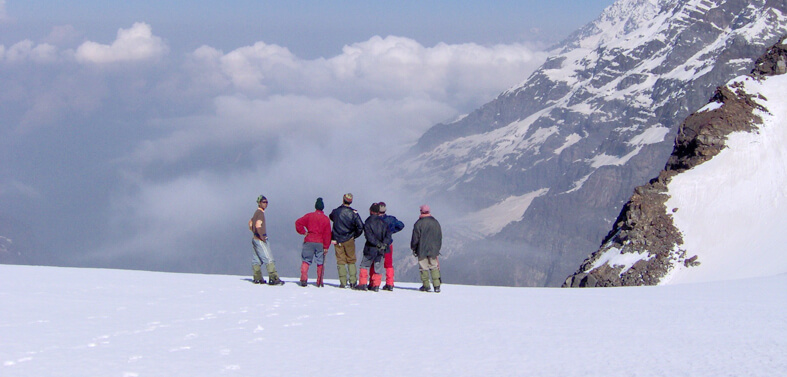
top-left (331, 240), bottom-right (338, 245)
top-left (323, 249), bottom-right (328, 255)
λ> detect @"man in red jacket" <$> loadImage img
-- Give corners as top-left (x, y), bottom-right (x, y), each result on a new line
top-left (295, 197), bottom-right (332, 287)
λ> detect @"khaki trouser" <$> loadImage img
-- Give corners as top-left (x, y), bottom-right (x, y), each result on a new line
top-left (418, 256), bottom-right (441, 288)
top-left (334, 238), bottom-right (357, 265)
top-left (418, 256), bottom-right (439, 271)
top-left (335, 238), bottom-right (358, 286)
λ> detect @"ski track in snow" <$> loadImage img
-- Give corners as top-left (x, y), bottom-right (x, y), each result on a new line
top-left (1, 265), bottom-right (785, 376)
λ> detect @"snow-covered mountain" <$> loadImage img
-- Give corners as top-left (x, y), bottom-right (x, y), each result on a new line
top-left (565, 37), bottom-right (787, 287)
top-left (396, 0), bottom-right (787, 286)
top-left (2, 264), bottom-right (785, 376)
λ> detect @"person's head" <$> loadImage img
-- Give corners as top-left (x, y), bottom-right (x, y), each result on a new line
top-left (257, 195), bottom-right (268, 208)
top-left (378, 201), bottom-right (387, 214)
top-left (315, 197), bottom-right (325, 211)
top-left (419, 204), bottom-right (430, 215)
top-left (370, 202), bottom-right (380, 215)
top-left (343, 193), bottom-right (353, 205)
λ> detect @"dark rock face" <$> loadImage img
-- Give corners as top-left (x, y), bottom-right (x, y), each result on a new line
top-left (397, 0), bottom-right (787, 287)
top-left (564, 36), bottom-right (786, 287)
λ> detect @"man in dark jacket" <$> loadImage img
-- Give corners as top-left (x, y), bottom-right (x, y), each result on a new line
top-left (329, 193), bottom-right (364, 288)
top-left (377, 202), bottom-right (404, 291)
top-left (411, 204), bottom-right (442, 292)
top-left (356, 202), bottom-right (392, 291)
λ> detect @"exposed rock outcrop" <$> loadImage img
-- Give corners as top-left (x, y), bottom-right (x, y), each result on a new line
top-left (564, 36), bottom-right (786, 287)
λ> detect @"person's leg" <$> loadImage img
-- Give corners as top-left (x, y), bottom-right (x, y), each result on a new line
top-left (258, 241), bottom-right (283, 285)
top-left (335, 242), bottom-right (348, 287)
top-left (314, 245), bottom-right (326, 287)
top-left (418, 257), bottom-right (432, 291)
top-left (251, 239), bottom-right (266, 283)
top-left (383, 245), bottom-right (394, 289)
top-left (346, 239), bottom-right (358, 286)
top-left (316, 264), bottom-right (325, 287)
top-left (300, 243), bottom-right (314, 286)
top-left (355, 253), bottom-right (372, 290)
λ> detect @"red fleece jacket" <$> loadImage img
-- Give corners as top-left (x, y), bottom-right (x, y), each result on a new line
top-left (295, 210), bottom-right (332, 249)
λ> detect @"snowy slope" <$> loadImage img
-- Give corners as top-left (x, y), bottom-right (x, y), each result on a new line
top-left (2, 264), bottom-right (786, 376)
top-left (664, 74), bottom-right (787, 284)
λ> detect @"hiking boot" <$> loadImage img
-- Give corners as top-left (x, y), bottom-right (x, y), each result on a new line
top-left (349, 282), bottom-right (357, 289)
top-left (434, 286), bottom-right (441, 293)
top-left (419, 285), bottom-right (431, 292)
top-left (268, 277), bottom-right (285, 285)
top-left (252, 278), bottom-right (267, 284)
top-left (339, 283), bottom-right (346, 289)
top-left (370, 285), bottom-right (379, 292)
top-left (299, 280), bottom-right (308, 287)
top-left (317, 282), bottom-right (324, 288)
top-left (382, 285), bottom-right (394, 291)
top-left (353, 284), bottom-right (368, 291)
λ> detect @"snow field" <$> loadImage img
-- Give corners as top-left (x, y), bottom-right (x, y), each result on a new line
top-left (2, 265), bottom-right (785, 376)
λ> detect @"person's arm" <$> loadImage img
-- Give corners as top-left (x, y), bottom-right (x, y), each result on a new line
top-left (295, 215), bottom-right (307, 235)
top-left (392, 216), bottom-right (405, 233)
top-left (410, 222), bottom-right (420, 255)
top-left (322, 219), bottom-right (332, 251)
top-left (255, 219), bottom-right (267, 242)
top-left (353, 212), bottom-right (364, 238)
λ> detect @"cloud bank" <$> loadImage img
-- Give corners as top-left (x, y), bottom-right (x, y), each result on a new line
top-left (1, 21), bottom-right (548, 275)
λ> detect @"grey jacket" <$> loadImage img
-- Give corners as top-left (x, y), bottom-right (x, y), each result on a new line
top-left (410, 215), bottom-right (442, 258)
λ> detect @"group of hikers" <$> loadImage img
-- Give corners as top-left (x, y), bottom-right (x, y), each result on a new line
top-left (248, 193), bottom-right (444, 292)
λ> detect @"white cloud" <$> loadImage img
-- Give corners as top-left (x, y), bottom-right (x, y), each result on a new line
top-left (75, 22), bottom-right (168, 64)
top-left (2, 40), bottom-right (58, 63)
top-left (119, 35), bottom-right (547, 188)
top-left (189, 35), bottom-right (547, 121)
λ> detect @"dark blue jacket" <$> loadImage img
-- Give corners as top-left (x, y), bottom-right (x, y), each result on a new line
top-left (380, 214), bottom-right (405, 236)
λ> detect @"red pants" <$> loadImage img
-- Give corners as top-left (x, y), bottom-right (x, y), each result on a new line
top-left (370, 245), bottom-right (395, 286)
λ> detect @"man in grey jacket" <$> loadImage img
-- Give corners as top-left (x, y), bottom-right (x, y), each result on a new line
top-left (410, 204), bottom-right (442, 292)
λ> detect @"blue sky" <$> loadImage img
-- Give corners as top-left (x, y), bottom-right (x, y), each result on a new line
top-left (0, 0), bottom-right (615, 274)
top-left (3, 1), bottom-right (614, 56)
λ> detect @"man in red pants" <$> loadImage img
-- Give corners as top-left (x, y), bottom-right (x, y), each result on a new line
top-left (355, 203), bottom-right (391, 291)
top-left (295, 197), bottom-right (332, 287)
top-left (376, 202), bottom-right (404, 291)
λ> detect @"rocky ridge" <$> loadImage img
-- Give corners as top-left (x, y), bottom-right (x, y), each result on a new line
top-left (563, 36), bottom-right (787, 287)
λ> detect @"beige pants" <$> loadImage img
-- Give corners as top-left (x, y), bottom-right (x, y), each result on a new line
top-left (334, 238), bottom-right (357, 265)
top-left (418, 256), bottom-right (439, 271)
